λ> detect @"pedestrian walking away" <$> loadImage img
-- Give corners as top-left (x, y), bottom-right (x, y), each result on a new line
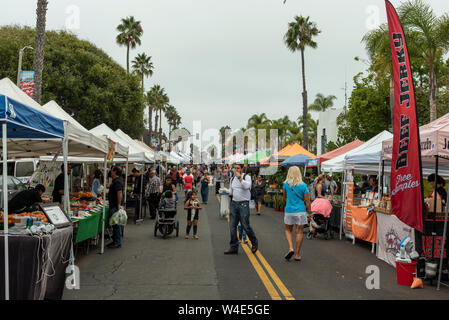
top-left (107, 166), bottom-right (125, 249)
top-left (148, 170), bottom-right (161, 219)
top-left (282, 166), bottom-right (311, 261)
top-left (183, 170), bottom-right (194, 197)
top-left (200, 172), bottom-right (210, 204)
top-left (254, 175), bottom-right (266, 215)
top-left (184, 190), bottom-right (202, 239)
top-left (224, 163), bottom-right (258, 255)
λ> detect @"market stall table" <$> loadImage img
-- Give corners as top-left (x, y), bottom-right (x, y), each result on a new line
top-left (348, 206), bottom-right (377, 254)
top-left (0, 226), bottom-right (72, 300)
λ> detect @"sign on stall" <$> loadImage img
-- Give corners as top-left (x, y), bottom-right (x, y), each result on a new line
top-left (343, 169), bottom-right (354, 239)
top-left (376, 212), bottom-right (415, 267)
top-left (107, 139), bottom-right (116, 163)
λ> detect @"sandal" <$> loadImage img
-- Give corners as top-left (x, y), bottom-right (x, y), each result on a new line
top-left (284, 250), bottom-right (294, 261)
top-left (294, 256), bottom-right (302, 261)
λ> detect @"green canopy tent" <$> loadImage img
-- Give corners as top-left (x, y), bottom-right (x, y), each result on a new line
top-left (244, 150), bottom-right (270, 165)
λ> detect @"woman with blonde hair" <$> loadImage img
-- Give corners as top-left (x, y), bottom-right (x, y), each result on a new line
top-left (314, 174), bottom-right (327, 199)
top-left (282, 166), bottom-right (311, 261)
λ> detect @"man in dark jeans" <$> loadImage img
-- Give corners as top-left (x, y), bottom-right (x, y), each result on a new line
top-left (132, 168), bottom-right (144, 222)
top-left (148, 170), bottom-right (161, 219)
top-left (108, 166), bottom-right (124, 249)
top-left (224, 163), bottom-right (258, 255)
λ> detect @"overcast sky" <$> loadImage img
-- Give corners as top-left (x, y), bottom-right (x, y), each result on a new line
top-left (3, 0), bottom-right (449, 134)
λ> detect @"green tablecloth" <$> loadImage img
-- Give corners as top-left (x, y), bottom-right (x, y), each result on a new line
top-left (73, 206), bottom-right (109, 244)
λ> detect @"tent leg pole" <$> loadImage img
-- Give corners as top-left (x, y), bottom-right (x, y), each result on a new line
top-left (124, 159), bottom-right (128, 210)
top-left (432, 156), bottom-right (439, 261)
top-left (437, 186), bottom-right (449, 290)
top-left (63, 134), bottom-right (76, 287)
top-left (3, 123), bottom-right (9, 300)
top-left (101, 156), bottom-right (107, 254)
top-left (340, 172), bottom-right (345, 241)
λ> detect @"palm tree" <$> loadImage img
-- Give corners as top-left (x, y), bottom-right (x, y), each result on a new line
top-left (362, 24), bottom-right (394, 127)
top-left (146, 85), bottom-right (168, 147)
top-left (116, 16), bottom-right (143, 73)
top-left (32, 0), bottom-right (48, 104)
top-left (247, 113), bottom-right (272, 129)
top-left (308, 93), bottom-right (337, 112)
top-left (284, 16), bottom-right (320, 148)
top-left (298, 113), bottom-right (318, 151)
top-left (399, 0), bottom-right (449, 122)
top-left (132, 53), bottom-right (154, 90)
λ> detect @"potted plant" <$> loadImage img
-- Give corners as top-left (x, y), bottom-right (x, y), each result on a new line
top-left (275, 195), bottom-right (281, 211)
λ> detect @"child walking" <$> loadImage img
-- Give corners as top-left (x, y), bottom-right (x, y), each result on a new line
top-left (184, 191), bottom-right (202, 239)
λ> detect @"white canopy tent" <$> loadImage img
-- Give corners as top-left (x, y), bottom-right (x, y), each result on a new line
top-left (321, 131), bottom-right (393, 173)
top-left (0, 78), bottom-right (129, 158)
top-left (115, 129), bottom-right (159, 162)
top-left (90, 124), bottom-right (151, 163)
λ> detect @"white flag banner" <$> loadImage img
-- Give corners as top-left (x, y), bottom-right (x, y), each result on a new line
top-left (376, 212), bottom-right (415, 267)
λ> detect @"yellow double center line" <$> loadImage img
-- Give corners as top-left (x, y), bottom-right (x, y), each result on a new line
top-left (226, 215), bottom-right (295, 300)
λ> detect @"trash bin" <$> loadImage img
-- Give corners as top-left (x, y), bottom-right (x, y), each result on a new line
top-left (395, 261), bottom-right (417, 286)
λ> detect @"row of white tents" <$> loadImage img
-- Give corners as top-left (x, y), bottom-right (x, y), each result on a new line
top-left (0, 77), bottom-right (189, 165)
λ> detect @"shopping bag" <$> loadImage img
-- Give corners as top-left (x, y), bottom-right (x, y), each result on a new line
top-left (109, 209), bottom-right (128, 226)
top-left (249, 200), bottom-right (255, 209)
top-left (220, 194), bottom-right (230, 215)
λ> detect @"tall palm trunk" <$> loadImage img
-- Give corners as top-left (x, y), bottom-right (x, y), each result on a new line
top-left (300, 48), bottom-right (309, 148)
top-left (154, 111), bottom-right (159, 145)
top-left (32, 0), bottom-right (48, 104)
top-left (148, 107), bottom-right (153, 147)
top-left (126, 39), bottom-right (130, 73)
top-left (159, 109), bottom-right (162, 146)
top-left (429, 58), bottom-right (437, 122)
top-left (389, 76), bottom-right (394, 131)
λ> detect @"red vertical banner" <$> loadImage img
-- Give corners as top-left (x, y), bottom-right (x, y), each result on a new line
top-left (385, 0), bottom-right (424, 232)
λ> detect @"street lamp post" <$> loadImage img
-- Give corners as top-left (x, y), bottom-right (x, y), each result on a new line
top-left (17, 46), bottom-right (34, 87)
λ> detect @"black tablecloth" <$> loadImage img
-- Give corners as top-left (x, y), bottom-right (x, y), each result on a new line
top-left (329, 204), bottom-right (342, 230)
top-left (0, 226), bottom-right (73, 300)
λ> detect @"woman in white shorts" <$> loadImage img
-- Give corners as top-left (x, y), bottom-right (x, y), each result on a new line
top-left (282, 166), bottom-right (311, 261)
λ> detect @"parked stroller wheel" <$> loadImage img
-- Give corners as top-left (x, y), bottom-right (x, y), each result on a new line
top-left (306, 232), bottom-right (313, 240)
top-left (154, 223), bottom-right (158, 237)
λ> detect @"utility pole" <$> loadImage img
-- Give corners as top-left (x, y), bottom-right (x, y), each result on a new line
top-left (17, 46), bottom-right (34, 86)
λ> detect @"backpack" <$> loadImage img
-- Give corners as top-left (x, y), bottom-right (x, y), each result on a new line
top-left (232, 174), bottom-right (257, 200)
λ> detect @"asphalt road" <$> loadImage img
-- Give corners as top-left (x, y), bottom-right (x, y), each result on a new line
top-left (63, 187), bottom-right (449, 300)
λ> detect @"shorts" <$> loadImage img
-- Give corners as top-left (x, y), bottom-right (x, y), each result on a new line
top-left (187, 210), bottom-right (199, 221)
top-left (284, 212), bottom-right (308, 226)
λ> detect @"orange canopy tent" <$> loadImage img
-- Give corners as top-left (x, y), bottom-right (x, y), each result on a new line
top-left (260, 143), bottom-right (316, 165)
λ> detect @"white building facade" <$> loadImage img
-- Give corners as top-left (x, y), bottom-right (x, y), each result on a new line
top-left (316, 108), bottom-right (344, 155)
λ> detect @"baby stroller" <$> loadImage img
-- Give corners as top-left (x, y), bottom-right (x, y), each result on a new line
top-left (154, 192), bottom-right (179, 238)
top-left (306, 198), bottom-right (333, 240)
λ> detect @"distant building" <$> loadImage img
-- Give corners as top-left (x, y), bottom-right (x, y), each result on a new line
top-left (316, 108), bottom-right (344, 155)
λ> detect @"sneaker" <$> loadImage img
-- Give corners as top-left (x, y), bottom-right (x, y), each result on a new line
top-left (224, 249), bottom-right (238, 255)
top-left (251, 242), bottom-right (258, 254)
top-left (185, 234), bottom-right (189, 239)
top-left (194, 234), bottom-right (199, 239)
top-left (108, 243), bottom-right (121, 249)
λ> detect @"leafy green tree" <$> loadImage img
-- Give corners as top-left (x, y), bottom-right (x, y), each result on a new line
top-left (337, 73), bottom-right (390, 143)
top-left (116, 16), bottom-right (143, 73)
top-left (308, 93), bottom-right (337, 112)
top-left (0, 26), bottom-right (145, 138)
top-left (284, 15), bottom-right (320, 148)
top-left (400, 0), bottom-right (449, 122)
